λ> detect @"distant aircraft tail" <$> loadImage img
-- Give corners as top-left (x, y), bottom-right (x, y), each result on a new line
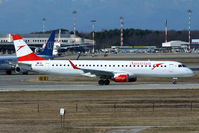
top-left (12, 34), bottom-right (46, 62)
top-left (37, 30), bottom-right (55, 57)
top-left (57, 29), bottom-right (61, 43)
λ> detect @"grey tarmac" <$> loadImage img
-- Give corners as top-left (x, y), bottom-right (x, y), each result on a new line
top-left (0, 75), bottom-right (199, 92)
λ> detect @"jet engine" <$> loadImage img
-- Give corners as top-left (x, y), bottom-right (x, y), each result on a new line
top-left (14, 64), bottom-right (30, 74)
top-left (15, 66), bottom-right (28, 74)
top-left (113, 74), bottom-right (137, 82)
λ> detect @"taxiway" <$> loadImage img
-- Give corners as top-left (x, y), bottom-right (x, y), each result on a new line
top-left (0, 75), bottom-right (199, 92)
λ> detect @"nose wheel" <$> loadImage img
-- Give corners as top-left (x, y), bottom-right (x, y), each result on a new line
top-left (98, 79), bottom-right (110, 85)
top-left (172, 77), bottom-right (178, 84)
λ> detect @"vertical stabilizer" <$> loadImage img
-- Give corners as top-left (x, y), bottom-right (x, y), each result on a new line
top-left (37, 30), bottom-right (55, 57)
top-left (12, 34), bottom-right (46, 62)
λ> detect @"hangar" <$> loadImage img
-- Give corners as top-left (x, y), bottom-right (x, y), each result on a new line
top-left (162, 41), bottom-right (189, 52)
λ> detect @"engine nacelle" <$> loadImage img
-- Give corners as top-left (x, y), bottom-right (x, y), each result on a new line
top-left (114, 74), bottom-right (137, 82)
top-left (15, 66), bottom-right (21, 73)
top-left (15, 66), bottom-right (28, 74)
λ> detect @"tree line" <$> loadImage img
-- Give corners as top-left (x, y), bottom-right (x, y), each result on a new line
top-left (32, 28), bottom-right (199, 49)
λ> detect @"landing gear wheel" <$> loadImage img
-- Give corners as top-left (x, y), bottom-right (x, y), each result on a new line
top-left (6, 70), bottom-right (12, 75)
top-left (173, 80), bottom-right (177, 84)
top-left (98, 79), bottom-right (104, 85)
top-left (104, 79), bottom-right (110, 85)
top-left (22, 72), bottom-right (28, 75)
top-left (172, 78), bottom-right (178, 84)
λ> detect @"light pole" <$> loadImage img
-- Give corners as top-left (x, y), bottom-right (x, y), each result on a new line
top-left (73, 10), bottom-right (77, 37)
top-left (73, 10), bottom-right (77, 46)
top-left (187, 9), bottom-right (192, 52)
top-left (165, 18), bottom-right (167, 43)
top-left (42, 18), bottom-right (46, 32)
top-left (91, 20), bottom-right (96, 54)
top-left (120, 16), bottom-right (124, 47)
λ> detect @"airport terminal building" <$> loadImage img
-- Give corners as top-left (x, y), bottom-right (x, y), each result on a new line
top-left (162, 40), bottom-right (199, 52)
top-left (0, 32), bottom-right (93, 54)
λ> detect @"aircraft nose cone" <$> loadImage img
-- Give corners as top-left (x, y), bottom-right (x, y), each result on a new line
top-left (187, 69), bottom-right (195, 76)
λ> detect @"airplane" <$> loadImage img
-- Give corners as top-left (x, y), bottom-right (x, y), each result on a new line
top-left (12, 34), bottom-right (195, 85)
top-left (0, 31), bottom-right (55, 75)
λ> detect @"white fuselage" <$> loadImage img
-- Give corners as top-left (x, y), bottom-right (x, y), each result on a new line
top-left (21, 60), bottom-right (194, 78)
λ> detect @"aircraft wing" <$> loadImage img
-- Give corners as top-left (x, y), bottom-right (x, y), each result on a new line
top-left (69, 60), bottom-right (114, 78)
top-left (81, 69), bottom-right (114, 78)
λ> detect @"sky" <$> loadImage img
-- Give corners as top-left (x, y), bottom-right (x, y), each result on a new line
top-left (0, 0), bottom-right (198, 34)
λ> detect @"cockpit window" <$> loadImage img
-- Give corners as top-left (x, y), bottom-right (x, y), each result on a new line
top-left (182, 64), bottom-right (186, 67)
top-left (178, 64), bottom-right (187, 67)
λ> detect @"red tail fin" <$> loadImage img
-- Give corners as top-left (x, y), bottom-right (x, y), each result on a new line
top-left (12, 34), bottom-right (46, 61)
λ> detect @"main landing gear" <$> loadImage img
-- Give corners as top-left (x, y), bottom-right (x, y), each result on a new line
top-left (98, 79), bottom-right (110, 85)
top-left (6, 70), bottom-right (12, 75)
top-left (172, 77), bottom-right (178, 84)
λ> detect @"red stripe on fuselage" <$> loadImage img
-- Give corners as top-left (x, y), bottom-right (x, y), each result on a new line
top-left (17, 52), bottom-right (46, 61)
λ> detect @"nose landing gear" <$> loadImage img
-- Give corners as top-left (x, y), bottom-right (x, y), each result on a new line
top-left (172, 77), bottom-right (178, 84)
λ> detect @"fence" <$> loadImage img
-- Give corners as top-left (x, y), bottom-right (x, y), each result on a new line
top-left (1, 100), bottom-right (199, 113)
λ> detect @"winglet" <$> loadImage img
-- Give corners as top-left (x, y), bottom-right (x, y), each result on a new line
top-left (69, 60), bottom-right (80, 69)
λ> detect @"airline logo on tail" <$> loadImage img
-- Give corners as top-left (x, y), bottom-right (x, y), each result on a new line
top-left (17, 45), bottom-right (25, 51)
